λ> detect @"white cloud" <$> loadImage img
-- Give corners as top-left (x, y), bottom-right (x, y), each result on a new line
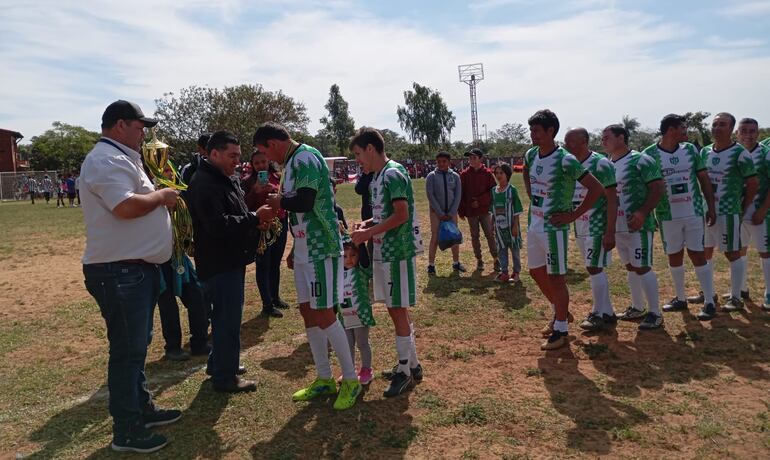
top-left (722, 1), bottom-right (770, 17)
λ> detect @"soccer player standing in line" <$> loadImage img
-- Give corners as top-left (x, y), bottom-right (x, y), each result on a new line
top-left (701, 113), bottom-right (757, 313)
top-left (350, 127), bottom-right (424, 396)
top-left (257, 122), bottom-right (362, 411)
top-left (603, 124), bottom-right (666, 330)
top-left (563, 128), bottom-right (619, 333)
top-left (641, 114), bottom-right (717, 320)
top-left (523, 110), bottom-right (603, 350)
top-left (735, 118), bottom-right (770, 310)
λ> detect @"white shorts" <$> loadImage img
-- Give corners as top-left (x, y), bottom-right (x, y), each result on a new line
top-left (705, 214), bottom-right (742, 253)
top-left (294, 257), bottom-right (343, 309)
top-left (527, 229), bottom-right (568, 275)
top-left (615, 231), bottom-right (654, 268)
top-left (373, 257), bottom-right (417, 308)
top-left (743, 219), bottom-right (770, 253)
top-left (659, 216), bottom-right (705, 255)
top-left (576, 235), bottom-right (611, 268)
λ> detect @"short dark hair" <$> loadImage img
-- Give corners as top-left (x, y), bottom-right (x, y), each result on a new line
top-left (660, 114), bottom-right (686, 136)
top-left (436, 151), bottom-right (451, 160)
top-left (349, 127), bottom-right (384, 154)
top-left (494, 163), bottom-right (513, 181)
top-left (739, 117), bottom-right (759, 128)
top-left (715, 112), bottom-right (736, 129)
top-left (604, 124), bottom-right (629, 145)
top-left (252, 122), bottom-right (290, 147)
top-left (528, 109), bottom-right (560, 137)
top-left (206, 130), bottom-right (240, 154)
top-left (343, 241), bottom-right (358, 253)
top-left (197, 133), bottom-right (211, 149)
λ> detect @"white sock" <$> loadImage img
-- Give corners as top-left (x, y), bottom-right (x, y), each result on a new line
top-left (323, 320), bottom-right (357, 380)
top-left (306, 327), bottom-right (331, 379)
top-left (741, 255), bottom-right (748, 292)
top-left (762, 258), bottom-right (770, 303)
top-left (694, 263), bottom-right (715, 306)
top-left (628, 271), bottom-right (645, 310)
top-left (589, 272), bottom-right (608, 315)
top-left (639, 271), bottom-right (660, 315)
top-left (409, 323), bottom-right (420, 368)
top-left (670, 265), bottom-right (686, 301)
top-left (730, 258), bottom-right (747, 299)
top-left (396, 335), bottom-right (412, 376)
top-left (600, 272), bottom-right (615, 316)
top-left (553, 319), bottom-right (568, 333)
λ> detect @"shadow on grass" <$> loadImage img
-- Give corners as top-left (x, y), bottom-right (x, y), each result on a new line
top-left (241, 314), bottom-right (271, 350)
top-left (250, 392), bottom-right (415, 459)
top-left (259, 342), bottom-right (314, 381)
top-left (564, 268), bottom-right (589, 286)
top-left (423, 272), bottom-right (496, 298)
top-left (493, 281), bottom-right (532, 311)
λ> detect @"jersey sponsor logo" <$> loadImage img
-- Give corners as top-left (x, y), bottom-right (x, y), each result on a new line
top-left (670, 156), bottom-right (680, 165)
top-left (295, 230), bottom-right (306, 238)
top-left (671, 183), bottom-right (688, 194)
top-left (712, 157), bottom-right (720, 166)
top-left (662, 167), bottom-right (676, 177)
top-left (536, 165), bottom-right (543, 175)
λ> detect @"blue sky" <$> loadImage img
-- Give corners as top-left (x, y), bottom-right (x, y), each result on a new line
top-left (2, 0), bottom-right (769, 145)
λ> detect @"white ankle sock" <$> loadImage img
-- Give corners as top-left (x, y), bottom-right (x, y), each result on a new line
top-left (628, 271), bottom-right (645, 310)
top-left (694, 263), bottom-right (715, 305)
top-left (553, 319), bottom-right (568, 333)
top-left (589, 272), bottom-right (608, 315)
top-left (670, 265), bottom-right (686, 301)
top-left (730, 257), bottom-right (747, 299)
top-left (639, 271), bottom-right (660, 314)
top-left (306, 327), bottom-right (331, 379)
top-left (396, 335), bottom-right (412, 375)
top-left (323, 320), bottom-right (357, 380)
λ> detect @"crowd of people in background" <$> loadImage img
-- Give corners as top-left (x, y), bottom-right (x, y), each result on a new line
top-left (8, 171), bottom-right (80, 206)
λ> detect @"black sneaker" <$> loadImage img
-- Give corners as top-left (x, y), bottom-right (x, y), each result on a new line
top-left (722, 296), bottom-right (744, 312)
top-left (618, 305), bottom-right (647, 321)
top-left (602, 313), bottom-right (618, 325)
top-left (697, 303), bottom-right (717, 321)
top-left (164, 348), bottom-right (190, 361)
top-left (382, 363), bottom-right (423, 382)
top-left (662, 297), bottom-right (688, 312)
top-left (638, 312), bottom-right (663, 330)
top-left (260, 307), bottom-right (284, 318)
top-left (383, 371), bottom-right (413, 397)
top-left (143, 408), bottom-right (182, 428)
top-left (273, 298), bottom-right (290, 309)
top-left (452, 262), bottom-right (467, 273)
top-left (721, 290), bottom-right (750, 301)
top-left (111, 427), bottom-right (167, 454)
top-left (427, 265), bottom-right (436, 275)
top-left (579, 313), bottom-right (605, 331)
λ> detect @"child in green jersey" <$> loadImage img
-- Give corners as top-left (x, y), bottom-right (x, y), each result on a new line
top-left (490, 163), bottom-right (523, 283)
top-left (338, 240), bottom-right (376, 385)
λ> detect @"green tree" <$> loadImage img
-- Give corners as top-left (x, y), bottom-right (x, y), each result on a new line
top-left (683, 111), bottom-right (712, 148)
top-left (319, 84), bottom-right (356, 155)
top-left (487, 122), bottom-right (529, 158)
top-left (621, 114), bottom-right (641, 134)
top-left (28, 122), bottom-right (100, 172)
top-left (396, 83), bottom-right (456, 151)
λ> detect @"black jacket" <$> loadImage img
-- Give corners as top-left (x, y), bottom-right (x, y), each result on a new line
top-left (188, 160), bottom-right (260, 281)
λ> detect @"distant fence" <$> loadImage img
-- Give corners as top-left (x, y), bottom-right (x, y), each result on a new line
top-left (0, 171), bottom-right (60, 201)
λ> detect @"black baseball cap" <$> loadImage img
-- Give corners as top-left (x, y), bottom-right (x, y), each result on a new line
top-left (101, 100), bottom-right (158, 128)
top-left (464, 148), bottom-right (484, 157)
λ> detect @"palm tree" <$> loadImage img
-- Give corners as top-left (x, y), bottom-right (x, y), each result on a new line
top-left (621, 114), bottom-right (641, 134)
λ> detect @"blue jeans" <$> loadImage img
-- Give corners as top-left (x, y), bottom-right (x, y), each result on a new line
top-left (254, 216), bottom-right (288, 308)
top-left (83, 262), bottom-right (160, 434)
top-left (158, 260), bottom-right (210, 352)
top-left (203, 267), bottom-right (246, 384)
top-left (497, 242), bottom-right (521, 274)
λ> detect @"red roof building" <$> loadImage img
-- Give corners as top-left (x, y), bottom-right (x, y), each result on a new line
top-left (0, 129), bottom-right (26, 172)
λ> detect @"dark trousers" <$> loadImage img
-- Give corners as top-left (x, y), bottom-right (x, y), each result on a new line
top-left (83, 262), bottom-right (160, 434)
top-left (203, 267), bottom-right (246, 384)
top-left (157, 261), bottom-right (210, 352)
top-left (254, 217), bottom-right (288, 309)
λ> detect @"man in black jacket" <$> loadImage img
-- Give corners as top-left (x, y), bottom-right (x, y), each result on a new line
top-left (188, 130), bottom-right (275, 392)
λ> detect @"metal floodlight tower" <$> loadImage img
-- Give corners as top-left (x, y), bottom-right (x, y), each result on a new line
top-left (458, 63), bottom-right (484, 145)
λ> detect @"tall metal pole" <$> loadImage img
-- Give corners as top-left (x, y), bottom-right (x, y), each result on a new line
top-left (458, 63), bottom-right (484, 146)
top-left (469, 75), bottom-right (478, 144)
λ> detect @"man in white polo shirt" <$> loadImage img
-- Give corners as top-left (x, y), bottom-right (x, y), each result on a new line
top-left (81, 100), bottom-right (181, 454)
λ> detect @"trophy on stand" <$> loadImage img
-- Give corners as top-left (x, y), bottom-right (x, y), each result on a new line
top-left (142, 128), bottom-right (194, 274)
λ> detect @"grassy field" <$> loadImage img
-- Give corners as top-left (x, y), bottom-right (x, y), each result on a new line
top-left (2, 176), bottom-right (770, 459)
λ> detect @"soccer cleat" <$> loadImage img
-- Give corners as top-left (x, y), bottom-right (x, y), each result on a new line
top-left (495, 272), bottom-right (510, 283)
top-left (602, 313), bottom-right (618, 325)
top-left (722, 296), bottom-right (744, 312)
top-left (382, 363), bottom-right (423, 382)
top-left (662, 297), bottom-right (688, 312)
top-left (638, 312), bottom-right (663, 330)
top-left (291, 377), bottom-right (337, 402)
top-left (541, 331), bottom-right (568, 350)
top-left (383, 371), bottom-right (413, 397)
top-left (358, 367), bottom-right (374, 385)
top-left (579, 313), bottom-right (605, 332)
top-left (697, 303), bottom-right (717, 321)
top-left (333, 379), bottom-right (362, 410)
top-left (722, 290), bottom-right (749, 301)
top-left (452, 262), bottom-right (467, 273)
top-left (618, 305), bottom-right (647, 321)
top-left (687, 291), bottom-right (719, 305)
top-left (427, 265), bottom-right (436, 275)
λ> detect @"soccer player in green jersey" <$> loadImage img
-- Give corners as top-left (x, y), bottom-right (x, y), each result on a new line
top-left (702, 113), bottom-right (758, 313)
top-left (523, 110), bottom-right (603, 350)
top-left (641, 114), bottom-right (717, 321)
top-left (736, 118), bottom-right (770, 311)
top-left (350, 127), bottom-right (424, 397)
top-left (603, 124), bottom-right (666, 330)
top-left (255, 122), bottom-right (362, 411)
top-left (563, 128), bottom-right (619, 332)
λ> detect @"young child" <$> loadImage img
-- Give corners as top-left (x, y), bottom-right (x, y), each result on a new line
top-left (491, 163), bottom-right (524, 282)
top-left (338, 239), bottom-right (376, 384)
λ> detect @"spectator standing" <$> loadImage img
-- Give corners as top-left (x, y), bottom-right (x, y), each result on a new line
top-left (75, 173), bottom-right (81, 205)
top-left (459, 148), bottom-right (499, 271)
top-left (28, 176), bottom-right (38, 204)
top-left (425, 151), bottom-right (464, 274)
top-left (56, 174), bottom-right (66, 208)
top-left (81, 100), bottom-right (181, 453)
top-left (65, 174), bottom-right (77, 207)
top-left (42, 174), bottom-right (54, 204)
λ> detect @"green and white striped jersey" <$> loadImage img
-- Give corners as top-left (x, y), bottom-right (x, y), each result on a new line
top-left (612, 150), bottom-right (662, 233)
top-left (339, 265), bottom-right (375, 329)
top-left (572, 152), bottom-right (616, 237)
top-left (761, 138), bottom-right (770, 148)
top-left (642, 142), bottom-right (706, 222)
top-left (490, 183), bottom-right (524, 248)
top-left (370, 160), bottom-right (423, 262)
top-left (702, 143), bottom-right (757, 215)
top-left (281, 144), bottom-right (342, 264)
top-left (742, 143), bottom-right (770, 221)
top-left (525, 146), bottom-right (587, 233)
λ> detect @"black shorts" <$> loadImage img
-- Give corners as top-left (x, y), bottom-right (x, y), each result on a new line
top-left (67, 192), bottom-right (76, 199)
